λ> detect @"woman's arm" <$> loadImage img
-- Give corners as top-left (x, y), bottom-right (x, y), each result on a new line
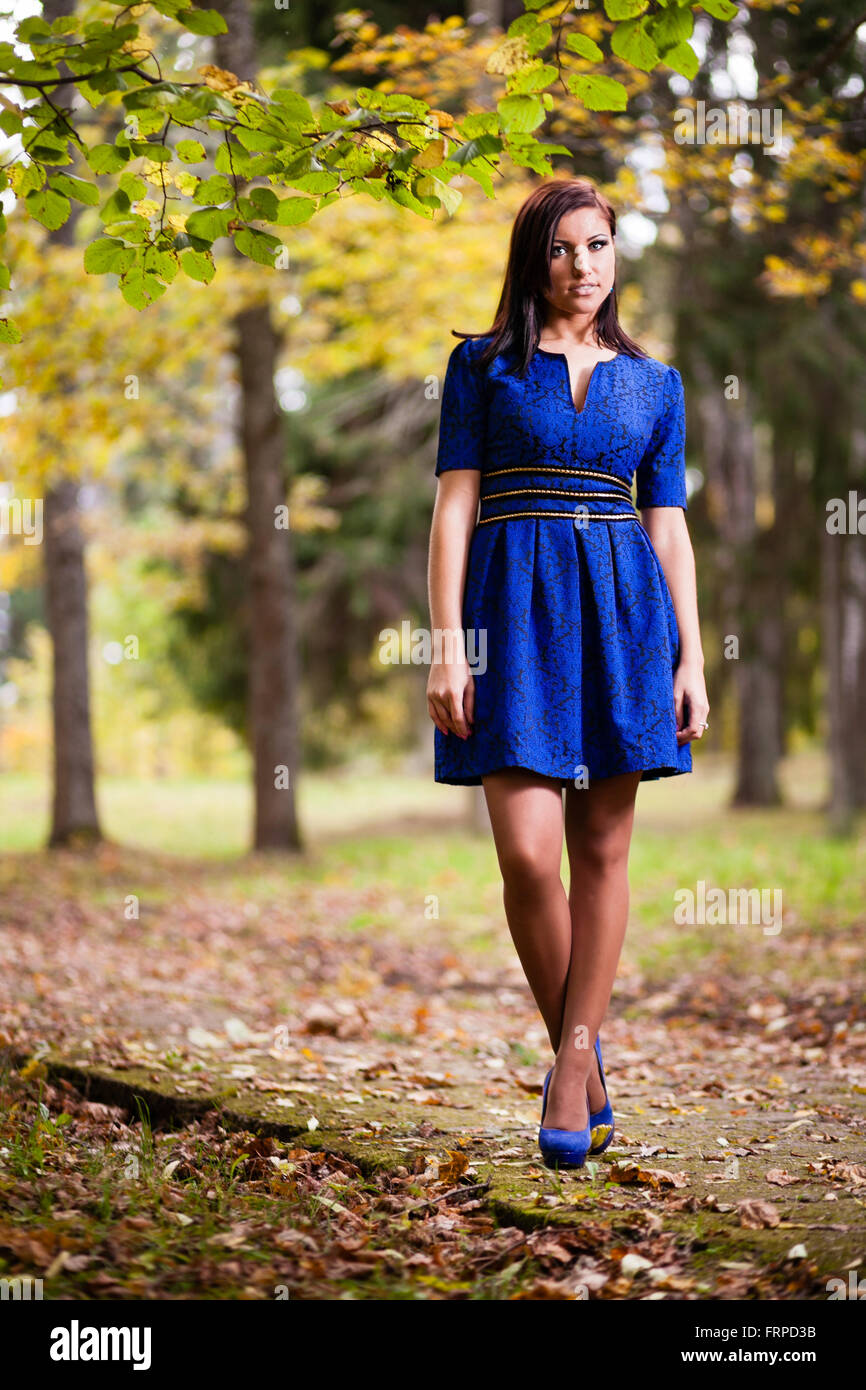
top-left (641, 506), bottom-right (710, 744)
top-left (427, 469), bottom-right (480, 739)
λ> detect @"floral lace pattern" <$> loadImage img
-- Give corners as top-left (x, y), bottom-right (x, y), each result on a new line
top-left (433, 334), bottom-right (693, 786)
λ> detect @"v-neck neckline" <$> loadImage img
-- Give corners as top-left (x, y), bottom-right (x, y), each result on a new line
top-left (536, 348), bottom-right (619, 416)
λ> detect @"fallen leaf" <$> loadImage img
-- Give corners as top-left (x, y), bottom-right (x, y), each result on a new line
top-left (737, 1199), bottom-right (781, 1229)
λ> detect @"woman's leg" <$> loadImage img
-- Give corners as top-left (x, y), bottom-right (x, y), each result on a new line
top-left (481, 769), bottom-right (571, 1051)
top-left (543, 770), bottom-right (642, 1130)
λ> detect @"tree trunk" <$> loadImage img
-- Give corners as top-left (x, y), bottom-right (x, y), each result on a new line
top-left (44, 480), bottom-right (101, 845)
top-left (822, 487), bottom-right (866, 829)
top-left (42, 0), bottom-right (102, 846)
top-left (848, 535), bottom-right (866, 807)
top-left (693, 356), bottom-right (782, 805)
top-left (212, 0), bottom-right (302, 849)
top-left (237, 303), bottom-right (301, 849)
top-left (465, 0), bottom-right (502, 834)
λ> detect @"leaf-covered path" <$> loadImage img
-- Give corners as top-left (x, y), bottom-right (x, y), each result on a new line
top-left (1, 836), bottom-right (864, 1300)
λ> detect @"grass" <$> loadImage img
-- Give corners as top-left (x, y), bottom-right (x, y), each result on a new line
top-left (0, 750), bottom-right (861, 1302)
top-left (1, 753), bottom-right (863, 985)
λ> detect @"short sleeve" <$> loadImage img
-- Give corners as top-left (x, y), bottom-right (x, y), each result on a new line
top-left (434, 338), bottom-right (488, 476)
top-left (635, 365), bottom-right (688, 510)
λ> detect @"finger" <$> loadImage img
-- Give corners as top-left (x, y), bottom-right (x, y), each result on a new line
top-left (464, 677), bottom-right (475, 729)
top-left (447, 692), bottom-right (470, 739)
top-left (427, 696), bottom-right (451, 736)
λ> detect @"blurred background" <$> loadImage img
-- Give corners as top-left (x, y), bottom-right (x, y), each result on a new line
top-left (0, 0), bottom-right (864, 1306)
top-left (1, 0), bottom-right (864, 855)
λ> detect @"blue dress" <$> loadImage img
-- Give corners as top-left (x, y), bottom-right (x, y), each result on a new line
top-left (433, 334), bottom-right (692, 787)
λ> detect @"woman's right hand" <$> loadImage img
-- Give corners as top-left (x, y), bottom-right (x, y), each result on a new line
top-left (427, 659), bottom-right (475, 739)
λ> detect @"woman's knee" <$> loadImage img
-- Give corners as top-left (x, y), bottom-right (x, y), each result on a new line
top-left (573, 819), bottom-right (633, 872)
top-left (498, 840), bottom-right (561, 890)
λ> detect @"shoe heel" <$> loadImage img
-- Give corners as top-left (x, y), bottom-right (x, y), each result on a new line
top-left (588, 1034), bottom-right (615, 1156)
top-left (538, 1067), bottom-right (592, 1169)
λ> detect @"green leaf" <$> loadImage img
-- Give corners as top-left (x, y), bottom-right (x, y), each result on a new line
top-left (120, 265), bottom-right (169, 310)
top-left (275, 196), bottom-right (316, 225)
top-left (456, 160), bottom-right (495, 198)
top-left (99, 188), bottom-right (131, 224)
top-left (527, 22), bottom-right (552, 56)
top-left (142, 244), bottom-right (179, 282)
top-left (270, 90), bottom-right (313, 125)
top-left (175, 7), bottom-right (228, 35)
top-left (610, 19), bottom-right (659, 72)
top-left (83, 238), bottom-right (136, 275)
top-left (102, 216), bottom-right (150, 243)
top-left (13, 161), bottom-right (45, 196)
top-left (699, 0), bottom-right (738, 19)
top-left (458, 111), bottom-right (503, 139)
top-left (233, 227), bottom-right (281, 265)
top-left (415, 174), bottom-right (462, 216)
top-left (0, 264), bottom-right (10, 291)
top-left (87, 143), bottom-right (130, 174)
top-left (193, 175), bottom-right (235, 204)
top-left (286, 171), bottom-right (339, 195)
top-left (498, 95), bottom-right (546, 133)
top-left (646, 5), bottom-right (694, 53)
top-left (26, 130), bottom-right (70, 161)
top-left (508, 63), bottom-right (558, 95)
top-left (184, 205), bottom-right (232, 240)
top-left (507, 12), bottom-right (541, 37)
top-left (0, 317), bottom-right (23, 345)
top-left (180, 248), bottom-right (216, 283)
top-left (566, 33), bottom-right (604, 63)
top-left (48, 172), bottom-right (99, 206)
top-left (451, 134), bottom-right (503, 166)
top-left (175, 139), bottom-right (206, 163)
top-left (604, 0), bottom-right (648, 17)
top-left (0, 111), bottom-right (23, 136)
top-left (129, 142), bottom-right (172, 162)
top-left (567, 73), bottom-right (629, 112)
top-left (663, 40), bottom-right (699, 79)
top-left (507, 136), bottom-right (571, 176)
top-left (236, 126), bottom-right (282, 153)
top-left (25, 187), bottom-right (71, 229)
top-left (249, 186), bottom-right (279, 220)
top-left (119, 172), bottom-right (148, 201)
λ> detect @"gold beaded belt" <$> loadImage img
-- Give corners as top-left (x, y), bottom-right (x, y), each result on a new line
top-left (478, 466), bottom-right (638, 526)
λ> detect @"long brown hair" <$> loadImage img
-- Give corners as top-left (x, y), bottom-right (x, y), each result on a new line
top-left (454, 178), bottom-right (648, 373)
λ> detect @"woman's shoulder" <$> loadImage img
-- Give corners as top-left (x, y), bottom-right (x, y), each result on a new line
top-left (447, 333), bottom-right (494, 368)
top-left (619, 354), bottom-right (683, 412)
top-left (620, 351), bottom-right (679, 381)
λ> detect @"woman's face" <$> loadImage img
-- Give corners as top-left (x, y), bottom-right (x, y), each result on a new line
top-left (544, 205), bottom-right (616, 321)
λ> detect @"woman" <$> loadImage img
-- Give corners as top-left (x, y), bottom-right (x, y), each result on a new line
top-left (426, 178), bottom-right (709, 1168)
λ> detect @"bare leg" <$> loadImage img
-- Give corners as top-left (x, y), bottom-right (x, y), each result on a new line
top-left (481, 769), bottom-right (571, 1051)
top-left (543, 770), bottom-right (642, 1131)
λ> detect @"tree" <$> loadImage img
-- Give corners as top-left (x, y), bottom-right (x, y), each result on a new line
top-left (1, 0), bottom-right (737, 848)
top-left (1, 1), bottom-right (735, 348)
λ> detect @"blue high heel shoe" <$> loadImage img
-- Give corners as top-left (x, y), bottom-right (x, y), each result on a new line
top-left (588, 1035), bottom-right (615, 1156)
top-left (538, 1066), bottom-right (592, 1169)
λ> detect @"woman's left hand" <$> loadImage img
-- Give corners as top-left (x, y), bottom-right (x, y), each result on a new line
top-left (674, 660), bottom-right (709, 744)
